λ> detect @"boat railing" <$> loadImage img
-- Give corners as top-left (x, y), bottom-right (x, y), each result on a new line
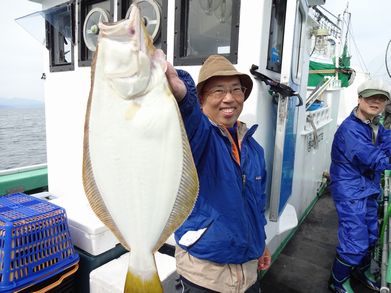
top-left (0, 164), bottom-right (48, 196)
top-left (0, 163), bottom-right (48, 176)
top-left (306, 76), bottom-right (335, 111)
top-left (302, 77), bottom-right (336, 151)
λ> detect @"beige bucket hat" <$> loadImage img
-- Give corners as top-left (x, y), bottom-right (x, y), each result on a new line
top-left (196, 55), bottom-right (253, 101)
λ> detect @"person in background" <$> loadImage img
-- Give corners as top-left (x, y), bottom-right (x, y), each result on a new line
top-left (165, 55), bottom-right (271, 293)
top-left (329, 79), bottom-right (391, 292)
top-left (382, 101), bottom-right (391, 129)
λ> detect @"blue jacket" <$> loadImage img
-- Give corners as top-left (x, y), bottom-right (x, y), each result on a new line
top-left (330, 110), bottom-right (391, 201)
top-left (174, 70), bottom-right (267, 264)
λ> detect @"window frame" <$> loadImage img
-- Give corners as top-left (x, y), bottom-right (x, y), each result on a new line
top-left (266, 0), bottom-right (287, 73)
top-left (173, 0), bottom-right (241, 66)
top-left (291, 5), bottom-right (305, 84)
top-left (45, 0), bottom-right (76, 72)
top-left (77, 0), bottom-right (114, 67)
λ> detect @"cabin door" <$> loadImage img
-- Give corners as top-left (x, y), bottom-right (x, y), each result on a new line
top-left (268, 0), bottom-right (307, 221)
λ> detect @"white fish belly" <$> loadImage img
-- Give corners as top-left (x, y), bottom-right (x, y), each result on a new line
top-left (88, 81), bottom-right (183, 252)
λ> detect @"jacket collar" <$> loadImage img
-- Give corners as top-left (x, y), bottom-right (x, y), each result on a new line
top-left (211, 120), bottom-right (258, 142)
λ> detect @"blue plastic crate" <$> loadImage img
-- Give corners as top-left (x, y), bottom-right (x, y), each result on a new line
top-left (0, 193), bottom-right (79, 293)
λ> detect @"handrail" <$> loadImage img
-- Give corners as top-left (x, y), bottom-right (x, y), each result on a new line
top-left (306, 77), bottom-right (335, 111)
top-left (381, 171), bottom-right (391, 289)
top-left (0, 163), bottom-right (47, 176)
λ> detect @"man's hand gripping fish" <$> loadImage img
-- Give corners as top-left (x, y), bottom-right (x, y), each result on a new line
top-left (82, 5), bottom-right (199, 292)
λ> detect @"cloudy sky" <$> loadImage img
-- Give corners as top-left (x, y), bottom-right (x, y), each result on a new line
top-left (323, 0), bottom-right (391, 80)
top-left (1, 1), bottom-right (391, 101)
top-left (0, 1), bottom-right (44, 101)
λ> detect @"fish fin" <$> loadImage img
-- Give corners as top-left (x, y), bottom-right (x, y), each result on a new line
top-left (82, 52), bottom-right (131, 250)
top-left (124, 269), bottom-right (162, 293)
top-left (82, 146), bottom-right (130, 250)
top-left (153, 98), bottom-right (199, 251)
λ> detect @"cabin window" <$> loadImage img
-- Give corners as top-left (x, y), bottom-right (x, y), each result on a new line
top-left (45, 1), bottom-right (76, 72)
top-left (118, 0), bottom-right (167, 53)
top-left (291, 6), bottom-right (304, 82)
top-left (266, 0), bottom-right (286, 73)
top-left (174, 0), bottom-right (240, 66)
top-left (78, 0), bottom-right (114, 67)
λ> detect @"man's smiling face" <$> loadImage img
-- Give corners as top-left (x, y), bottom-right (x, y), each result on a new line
top-left (201, 76), bottom-right (245, 128)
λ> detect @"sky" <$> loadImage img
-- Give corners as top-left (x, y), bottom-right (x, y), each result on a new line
top-left (1, 1), bottom-right (391, 101)
top-left (0, 1), bottom-right (44, 101)
top-left (322, 0), bottom-right (391, 80)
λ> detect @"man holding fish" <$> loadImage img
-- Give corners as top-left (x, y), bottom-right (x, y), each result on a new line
top-left (83, 4), bottom-right (269, 291)
top-left (166, 55), bottom-right (271, 293)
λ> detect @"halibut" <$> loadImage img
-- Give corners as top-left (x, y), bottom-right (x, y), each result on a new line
top-left (82, 5), bottom-right (199, 292)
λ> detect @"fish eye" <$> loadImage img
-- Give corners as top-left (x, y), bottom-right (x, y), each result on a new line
top-left (129, 28), bottom-right (136, 35)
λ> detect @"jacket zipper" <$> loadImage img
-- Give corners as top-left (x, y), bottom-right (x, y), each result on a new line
top-left (222, 126), bottom-right (247, 196)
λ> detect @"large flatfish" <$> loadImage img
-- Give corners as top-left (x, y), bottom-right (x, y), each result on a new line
top-left (82, 4), bottom-right (199, 292)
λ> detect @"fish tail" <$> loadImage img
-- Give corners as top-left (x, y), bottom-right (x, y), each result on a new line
top-left (124, 269), bottom-right (162, 293)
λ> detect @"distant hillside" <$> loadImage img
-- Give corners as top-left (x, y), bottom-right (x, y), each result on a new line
top-left (0, 98), bottom-right (44, 109)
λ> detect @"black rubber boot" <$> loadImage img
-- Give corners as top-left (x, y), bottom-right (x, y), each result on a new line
top-left (328, 256), bottom-right (355, 293)
top-left (352, 252), bottom-right (380, 291)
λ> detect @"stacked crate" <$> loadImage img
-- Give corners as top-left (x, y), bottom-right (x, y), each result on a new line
top-left (0, 193), bottom-right (79, 292)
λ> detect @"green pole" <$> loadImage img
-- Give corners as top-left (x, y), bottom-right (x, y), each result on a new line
top-left (384, 170), bottom-right (391, 284)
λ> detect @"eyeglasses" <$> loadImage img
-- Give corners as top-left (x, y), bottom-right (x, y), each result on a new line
top-left (206, 86), bottom-right (247, 99)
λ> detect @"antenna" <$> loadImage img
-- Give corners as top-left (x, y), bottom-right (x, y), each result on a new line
top-left (386, 40), bottom-right (391, 78)
top-left (83, 7), bottom-right (110, 52)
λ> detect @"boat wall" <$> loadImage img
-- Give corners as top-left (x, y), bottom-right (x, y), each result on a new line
top-left (44, 66), bottom-right (91, 203)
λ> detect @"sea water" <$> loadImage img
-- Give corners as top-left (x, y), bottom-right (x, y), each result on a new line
top-left (0, 107), bottom-right (47, 170)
